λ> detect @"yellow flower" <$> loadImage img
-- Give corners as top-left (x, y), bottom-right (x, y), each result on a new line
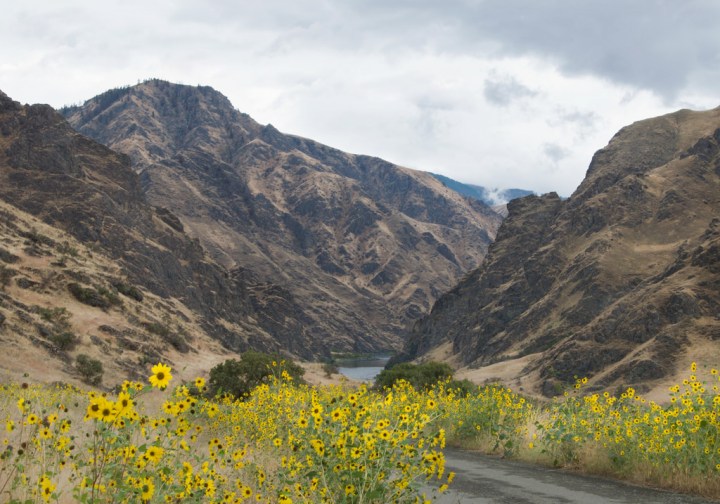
top-left (99, 402), bottom-right (117, 423)
top-left (139, 477), bottom-right (155, 501)
top-left (116, 390), bottom-right (135, 416)
top-left (39, 475), bottom-right (56, 503)
top-left (144, 446), bottom-right (164, 464)
top-left (86, 396), bottom-right (107, 421)
top-left (149, 363), bottom-right (173, 389)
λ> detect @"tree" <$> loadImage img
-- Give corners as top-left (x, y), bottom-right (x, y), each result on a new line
top-left (208, 351), bottom-right (304, 399)
top-left (374, 361), bottom-right (454, 391)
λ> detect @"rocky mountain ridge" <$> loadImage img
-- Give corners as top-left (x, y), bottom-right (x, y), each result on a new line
top-left (0, 89), bottom-right (340, 364)
top-left (61, 80), bottom-right (503, 352)
top-left (401, 106), bottom-right (720, 397)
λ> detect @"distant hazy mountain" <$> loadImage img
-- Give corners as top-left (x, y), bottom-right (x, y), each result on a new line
top-left (400, 106), bottom-right (720, 397)
top-left (61, 80), bottom-right (503, 354)
top-left (429, 173), bottom-right (533, 206)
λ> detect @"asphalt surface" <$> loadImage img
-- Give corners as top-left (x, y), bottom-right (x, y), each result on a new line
top-left (430, 448), bottom-right (717, 504)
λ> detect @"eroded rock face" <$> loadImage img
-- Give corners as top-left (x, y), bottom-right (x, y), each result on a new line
top-left (0, 88), bottom-right (337, 360)
top-left (401, 107), bottom-right (720, 395)
top-left (61, 80), bottom-right (503, 353)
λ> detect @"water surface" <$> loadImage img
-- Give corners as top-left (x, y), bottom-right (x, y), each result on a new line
top-left (336, 354), bottom-right (391, 382)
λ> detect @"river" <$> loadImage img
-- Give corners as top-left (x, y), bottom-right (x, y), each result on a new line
top-left (336, 354), bottom-right (391, 382)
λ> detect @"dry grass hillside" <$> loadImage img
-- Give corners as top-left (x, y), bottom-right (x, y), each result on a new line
top-left (0, 199), bottom-right (236, 388)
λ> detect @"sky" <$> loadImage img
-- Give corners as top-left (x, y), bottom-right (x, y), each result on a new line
top-left (1, 1), bottom-right (719, 197)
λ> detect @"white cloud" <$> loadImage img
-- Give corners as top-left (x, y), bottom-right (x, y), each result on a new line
top-left (0, 0), bottom-right (718, 197)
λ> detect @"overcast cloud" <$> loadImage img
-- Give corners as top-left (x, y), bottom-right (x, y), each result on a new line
top-left (1, 0), bottom-right (718, 196)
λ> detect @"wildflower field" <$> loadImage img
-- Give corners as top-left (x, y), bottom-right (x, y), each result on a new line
top-left (1, 362), bottom-right (720, 503)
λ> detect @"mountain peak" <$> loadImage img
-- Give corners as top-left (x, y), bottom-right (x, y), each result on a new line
top-left (402, 106), bottom-right (720, 398)
top-left (61, 81), bottom-right (503, 354)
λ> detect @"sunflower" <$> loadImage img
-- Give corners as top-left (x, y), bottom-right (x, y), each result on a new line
top-left (144, 445), bottom-right (164, 464)
top-left (86, 397), bottom-right (106, 421)
top-left (149, 363), bottom-right (173, 389)
top-left (39, 475), bottom-right (56, 503)
top-left (115, 391), bottom-right (135, 417)
top-left (99, 402), bottom-right (116, 423)
top-left (139, 476), bottom-right (155, 501)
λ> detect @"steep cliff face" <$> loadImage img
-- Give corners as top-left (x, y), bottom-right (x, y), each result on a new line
top-left (0, 89), bottom-right (335, 361)
top-left (402, 106), bottom-right (720, 396)
top-left (61, 80), bottom-right (502, 352)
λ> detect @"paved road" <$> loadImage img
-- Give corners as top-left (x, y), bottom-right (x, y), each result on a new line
top-left (431, 449), bottom-right (716, 504)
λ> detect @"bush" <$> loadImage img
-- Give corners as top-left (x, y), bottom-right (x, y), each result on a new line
top-left (0, 247), bottom-right (19, 263)
top-left (76, 354), bottom-right (103, 385)
top-left (22, 228), bottom-right (55, 247)
top-left (49, 331), bottom-right (78, 351)
top-left (208, 351), bottom-right (305, 399)
top-left (68, 283), bottom-right (109, 308)
top-left (56, 241), bottom-right (79, 257)
top-left (143, 322), bottom-right (189, 353)
top-left (0, 265), bottom-right (17, 290)
top-left (67, 283), bottom-right (122, 309)
top-left (374, 361), bottom-right (454, 391)
top-left (143, 321), bottom-right (170, 337)
top-left (446, 378), bottom-right (478, 397)
top-left (95, 286), bottom-right (122, 306)
top-left (322, 361), bottom-right (339, 378)
top-left (113, 281), bottom-right (144, 302)
top-left (37, 306), bottom-right (71, 326)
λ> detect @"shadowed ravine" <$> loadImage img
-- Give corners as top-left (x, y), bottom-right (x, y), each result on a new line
top-left (432, 449), bottom-right (716, 504)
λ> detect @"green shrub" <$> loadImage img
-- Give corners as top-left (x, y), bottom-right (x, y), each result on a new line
top-left (445, 378), bottom-right (478, 397)
top-left (113, 281), bottom-right (144, 302)
top-left (68, 283), bottom-right (109, 308)
top-left (56, 241), bottom-right (79, 257)
top-left (67, 283), bottom-right (122, 309)
top-left (95, 286), bottom-right (122, 306)
top-left (208, 351), bottom-right (305, 399)
top-left (49, 331), bottom-right (78, 351)
top-left (143, 321), bottom-right (170, 337)
top-left (143, 322), bottom-right (189, 353)
top-left (23, 228), bottom-right (55, 246)
top-left (0, 265), bottom-right (17, 290)
top-left (37, 306), bottom-right (71, 326)
top-left (322, 361), bottom-right (339, 378)
top-left (374, 361), bottom-right (454, 391)
top-left (76, 354), bottom-right (103, 385)
top-left (0, 247), bottom-right (19, 263)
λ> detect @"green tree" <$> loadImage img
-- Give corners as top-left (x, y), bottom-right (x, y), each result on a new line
top-left (374, 361), bottom-right (454, 391)
top-left (208, 351), bottom-right (305, 399)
